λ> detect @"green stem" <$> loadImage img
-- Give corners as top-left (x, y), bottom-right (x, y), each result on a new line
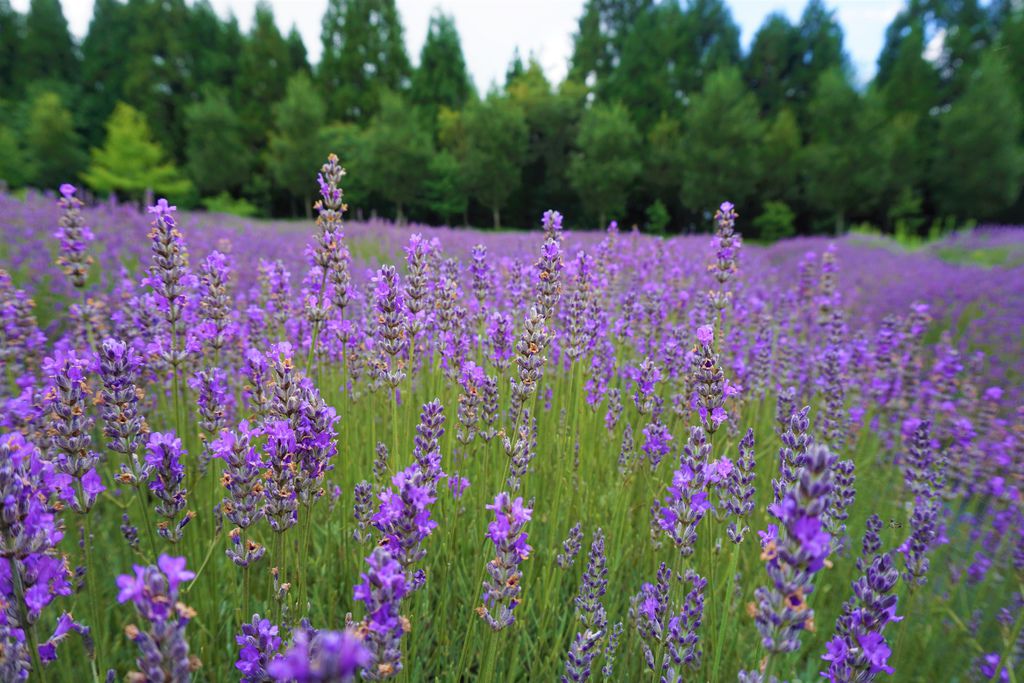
top-left (12, 558), bottom-right (47, 683)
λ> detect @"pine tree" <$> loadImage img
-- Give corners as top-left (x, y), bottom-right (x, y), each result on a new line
top-left (759, 108), bottom-right (802, 206)
top-left (745, 13), bottom-right (802, 115)
top-left (24, 91), bottom-right (86, 190)
top-left (0, 0), bottom-right (22, 95)
top-left (237, 3), bottom-right (294, 145)
top-left (932, 49), bottom-right (1024, 219)
top-left (568, 0), bottom-right (653, 89)
top-left (319, 0), bottom-right (412, 123)
top-left (21, 0), bottom-right (77, 88)
top-left (83, 102), bottom-right (192, 200)
top-left (360, 91), bottom-right (434, 222)
top-left (185, 88), bottom-right (252, 197)
top-left (569, 103), bottom-right (642, 227)
top-left (265, 73), bottom-right (327, 216)
top-left (411, 11), bottom-right (474, 117)
top-left (80, 0), bottom-right (136, 146)
top-left (460, 93), bottom-right (528, 228)
top-left (679, 67), bottom-right (764, 218)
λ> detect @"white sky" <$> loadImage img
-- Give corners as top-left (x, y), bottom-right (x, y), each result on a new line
top-left (14, 0), bottom-right (903, 90)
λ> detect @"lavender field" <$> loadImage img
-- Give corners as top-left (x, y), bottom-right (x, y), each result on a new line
top-left (2, 160), bottom-right (1024, 682)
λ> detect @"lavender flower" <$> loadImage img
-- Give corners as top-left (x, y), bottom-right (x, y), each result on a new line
top-left (353, 547), bottom-right (408, 679)
top-left (145, 198), bottom-right (195, 371)
top-left (98, 338), bottom-right (147, 466)
top-left (478, 493), bottom-right (532, 631)
top-left (145, 431), bottom-right (194, 543)
top-left (236, 615), bottom-right (282, 682)
top-left (726, 428), bottom-right (757, 544)
top-left (372, 464), bottom-right (438, 588)
top-left (751, 443), bottom-right (835, 654)
top-left (116, 554), bottom-right (199, 681)
top-left (54, 183), bottom-right (94, 289)
top-left (44, 350), bottom-right (103, 513)
top-left (630, 564), bottom-right (707, 679)
top-left (212, 422), bottom-right (266, 567)
top-left (373, 265), bottom-right (407, 388)
top-left (557, 523), bottom-right (583, 569)
top-left (197, 250), bottom-right (234, 354)
top-left (269, 627), bottom-right (369, 682)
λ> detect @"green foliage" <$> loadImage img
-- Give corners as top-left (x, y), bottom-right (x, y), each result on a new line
top-left (932, 49), bottom-right (1024, 220)
top-left (0, 123), bottom-right (28, 187)
top-left (802, 70), bottom-right (893, 231)
top-left (23, 91), bottom-right (86, 190)
top-left (237, 3), bottom-right (295, 144)
top-left (185, 89), bottom-right (252, 197)
top-left (759, 108), bottom-right (802, 206)
top-left (0, 0), bottom-right (21, 94)
top-left (411, 11), bottom-right (474, 116)
top-left (21, 0), bottom-right (76, 88)
top-left (753, 200), bottom-right (796, 241)
top-left (569, 102), bottom-right (642, 226)
top-left (83, 102), bottom-right (193, 200)
top-left (459, 93), bottom-right (528, 228)
top-left (360, 91), bottom-right (434, 221)
top-left (645, 199), bottom-right (670, 233)
top-left (319, 0), bottom-right (411, 124)
top-left (679, 66), bottom-right (764, 216)
top-left (265, 73), bottom-right (327, 212)
top-left (424, 150), bottom-right (468, 225)
top-left (200, 191), bottom-right (259, 217)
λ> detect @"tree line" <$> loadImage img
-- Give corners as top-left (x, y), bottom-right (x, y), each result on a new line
top-left (1, 0), bottom-right (1022, 235)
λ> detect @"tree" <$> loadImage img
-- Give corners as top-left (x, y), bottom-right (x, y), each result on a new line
top-left (80, 0), bottom-right (136, 146)
top-left (802, 69), bottom-right (892, 231)
top-left (83, 102), bottom-right (193, 200)
top-left (265, 73), bottom-right (327, 216)
top-left (569, 103), bottom-right (642, 226)
top-left (237, 3), bottom-right (295, 144)
top-left (507, 61), bottom-right (586, 227)
top-left (792, 0), bottom-right (847, 107)
top-left (286, 25), bottom-right (310, 75)
top-left (569, 0), bottom-right (653, 89)
top-left (21, 0), bottom-right (77, 88)
top-left (360, 91), bottom-right (434, 221)
top-left (189, 1), bottom-right (243, 89)
top-left (460, 93), bottom-right (528, 228)
top-left (24, 91), bottom-right (86, 190)
top-left (679, 67), bottom-right (764, 218)
top-left (0, 0), bottom-right (22, 95)
top-left (185, 89), bottom-right (252, 197)
top-left (411, 11), bottom-right (473, 117)
top-left (758, 108), bottom-right (802, 206)
top-left (0, 124), bottom-right (28, 188)
top-left (319, 0), bottom-right (411, 124)
top-left (644, 114), bottom-right (684, 207)
top-left (745, 13), bottom-right (801, 115)
top-left (424, 150), bottom-right (468, 226)
top-left (932, 50), bottom-right (1024, 219)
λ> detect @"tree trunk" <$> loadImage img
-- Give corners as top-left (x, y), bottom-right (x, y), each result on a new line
top-left (462, 209), bottom-right (469, 228)
top-left (599, 211), bottom-right (606, 230)
top-left (304, 194), bottom-right (312, 219)
top-left (396, 202), bottom-right (405, 225)
top-left (834, 211), bottom-right (845, 235)
top-left (493, 207), bottom-right (500, 229)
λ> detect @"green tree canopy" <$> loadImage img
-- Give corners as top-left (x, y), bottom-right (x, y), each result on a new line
top-left (21, 0), bottom-right (77, 88)
top-left (83, 102), bottom-right (192, 200)
top-left (459, 93), bottom-right (528, 228)
top-left (265, 73), bottom-right (327, 215)
top-left (679, 66), bottom-right (764, 217)
top-left (569, 103), bottom-right (642, 226)
top-left (185, 88), bottom-right (252, 197)
top-left (24, 91), bottom-right (86, 190)
top-left (411, 11), bottom-right (474, 117)
top-left (932, 49), bottom-right (1024, 219)
top-left (360, 91), bottom-right (434, 221)
top-left (319, 0), bottom-right (411, 123)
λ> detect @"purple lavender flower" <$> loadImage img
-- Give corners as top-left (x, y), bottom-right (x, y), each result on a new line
top-left (752, 443), bottom-right (835, 654)
top-left (269, 627), bottom-right (370, 682)
top-left (557, 522), bottom-right (583, 570)
top-left (144, 198), bottom-right (196, 372)
top-left (726, 428), bottom-right (757, 544)
top-left (212, 422), bottom-right (266, 567)
top-left (478, 492), bottom-right (532, 631)
top-left (630, 564), bottom-right (706, 678)
top-left (372, 464), bottom-right (438, 588)
top-left (145, 431), bottom-right (194, 543)
top-left (373, 265), bottom-right (407, 388)
top-left (117, 554), bottom-right (199, 681)
top-left (353, 547), bottom-right (408, 679)
top-left (54, 183), bottom-right (94, 289)
top-left (657, 427), bottom-right (713, 556)
top-left (43, 350), bottom-right (103, 513)
top-left (236, 615), bottom-right (282, 682)
top-left (98, 338), bottom-right (147, 467)
top-left (197, 250), bottom-right (234, 354)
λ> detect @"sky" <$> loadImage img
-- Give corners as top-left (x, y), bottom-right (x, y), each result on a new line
top-left (14, 0), bottom-right (906, 90)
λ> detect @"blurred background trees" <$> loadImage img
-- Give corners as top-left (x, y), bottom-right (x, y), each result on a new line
top-left (0, 0), bottom-right (1022, 234)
